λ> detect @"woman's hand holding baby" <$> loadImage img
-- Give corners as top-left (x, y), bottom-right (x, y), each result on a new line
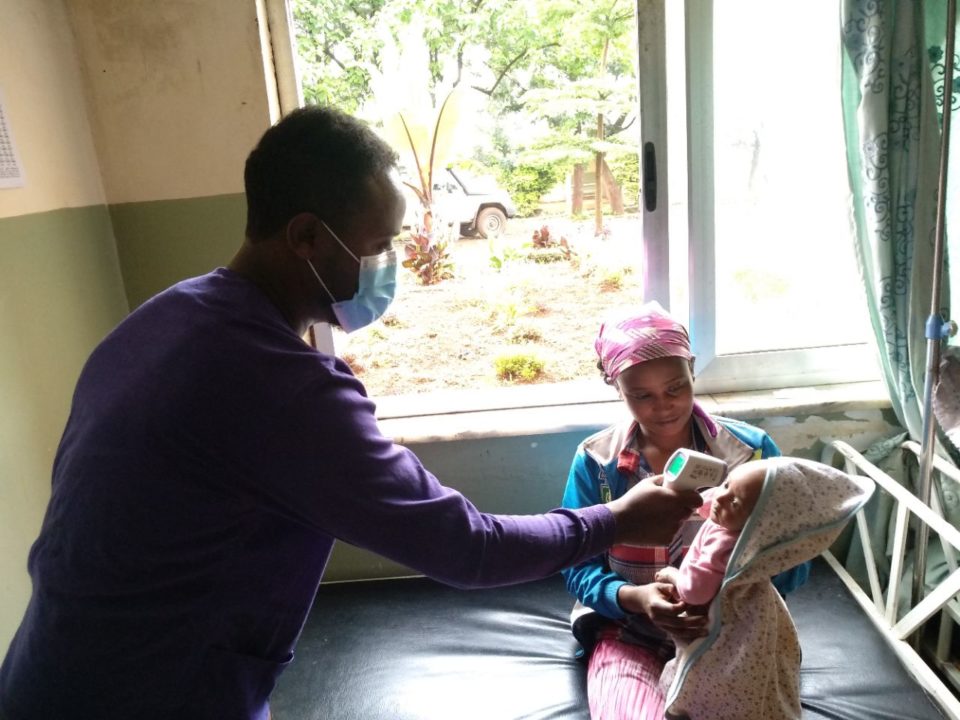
top-left (607, 475), bottom-right (702, 546)
top-left (616, 583), bottom-right (708, 642)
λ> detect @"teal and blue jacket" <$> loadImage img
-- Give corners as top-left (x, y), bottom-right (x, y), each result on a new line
top-left (561, 404), bottom-right (809, 626)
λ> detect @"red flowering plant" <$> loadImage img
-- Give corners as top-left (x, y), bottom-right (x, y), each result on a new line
top-left (402, 231), bottom-right (455, 285)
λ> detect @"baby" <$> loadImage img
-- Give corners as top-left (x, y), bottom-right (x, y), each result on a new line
top-left (656, 461), bottom-right (766, 608)
top-left (654, 458), bottom-right (874, 720)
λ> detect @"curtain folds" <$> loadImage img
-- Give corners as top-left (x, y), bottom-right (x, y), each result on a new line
top-left (839, 0), bottom-right (960, 596)
top-left (840, 0), bottom-right (948, 441)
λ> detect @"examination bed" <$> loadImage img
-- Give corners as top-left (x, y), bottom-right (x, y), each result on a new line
top-left (270, 557), bottom-right (947, 719)
top-left (270, 437), bottom-right (960, 719)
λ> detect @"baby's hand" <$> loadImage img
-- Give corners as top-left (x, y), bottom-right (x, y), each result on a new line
top-left (617, 583), bottom-right (707, 641)
top-left (655, 566), bottom-right (679, 586)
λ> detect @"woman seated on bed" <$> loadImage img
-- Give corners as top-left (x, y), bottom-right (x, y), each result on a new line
top-left (560, 302), bottom-right (809, 720)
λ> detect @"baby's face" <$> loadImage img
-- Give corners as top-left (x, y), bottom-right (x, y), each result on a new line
top-left (710, 462), bottom-right (766, 531)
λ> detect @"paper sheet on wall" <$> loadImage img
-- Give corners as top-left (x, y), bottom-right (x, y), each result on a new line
top-left (0, 88), bottom-right (25, 189)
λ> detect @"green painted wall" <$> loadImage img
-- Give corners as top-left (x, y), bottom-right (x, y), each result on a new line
top-left (109, 193), bottom-right (247, 309)
top-left (0, 205), bottom-right (128, 651)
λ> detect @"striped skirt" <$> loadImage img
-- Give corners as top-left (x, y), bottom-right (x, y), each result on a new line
top-left (587, 629), bottom-right (668, 720)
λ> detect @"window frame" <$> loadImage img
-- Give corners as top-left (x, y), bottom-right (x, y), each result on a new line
top-left (276, 0), bottom-right (879, 415)
top-left (642, 0), bottom-right (878, 395)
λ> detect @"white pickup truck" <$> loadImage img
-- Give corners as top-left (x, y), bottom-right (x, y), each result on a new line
top-left (404, 167), bottom-right (517, 239)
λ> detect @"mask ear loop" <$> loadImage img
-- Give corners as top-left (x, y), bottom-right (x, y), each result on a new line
top-left (306, 259), bottom-right (337, 303)
top-left (320, 219), bottom-right (360, 262)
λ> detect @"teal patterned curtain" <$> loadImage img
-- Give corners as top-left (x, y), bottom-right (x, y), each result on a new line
top-left (932, 2), bottom-right (960, 350)
top-left (839, 0), bottom-right (960, 601)
top-left (840, 0), bottom-right (949, 441)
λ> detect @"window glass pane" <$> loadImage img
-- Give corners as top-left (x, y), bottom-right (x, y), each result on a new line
top-left (712, 1), bottom-right (871, 355)
top-left (292, 0), bottom-right (645, 404)
top-left (332, 218), bottom-right (646, 397)
top-left (665, 0), bottom-right (689, 323)
top-left (291, 0), bottom-right (876, 410)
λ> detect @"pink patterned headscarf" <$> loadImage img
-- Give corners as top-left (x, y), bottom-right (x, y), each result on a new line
top-left (595, 301), bottom-right (693, 384)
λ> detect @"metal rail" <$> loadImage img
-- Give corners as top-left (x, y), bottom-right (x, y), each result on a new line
top-left (823, 440), bottom-right (960, 719)
top-left (915, 0), bottom-right (958, 647)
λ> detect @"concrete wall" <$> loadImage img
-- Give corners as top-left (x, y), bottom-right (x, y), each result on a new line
top-left (64, 0), bottom-right (270, 205)
top-left (0, 0), bottom-right (272, 654)
top-left (65, 0), bottom-right (273, 308)
top-left (323, 399), bottom-right (901, 581)
top-left (0, 1), bottom-right (128, 653)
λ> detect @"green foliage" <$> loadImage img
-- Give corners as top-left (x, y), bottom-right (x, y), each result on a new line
top-left (606, 152), bottom-right (640, 210)
top-left (488, 290), bottom-right (543, 333)
top-left (292, 0), bottom-right (387, 113)
top-left (525, 248), bottom-right (567, 264)
top-left (291, 0), bottom-right (640, 187)
top-left (498, 162), bottom-right (565, 216)
top-left (494, 352), bottom-right (546, 383)
top-left (402, 232), bottom-right (455, 285)
top-left (488, 237), bottom-right (524, 271)
top-left (598, 268), bottom-right (626, 291)
top-left (491, 301), bottom-right (521, 327)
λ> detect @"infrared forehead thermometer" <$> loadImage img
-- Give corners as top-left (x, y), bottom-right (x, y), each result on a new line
top-left (663, 449), bottom-right (728, 491)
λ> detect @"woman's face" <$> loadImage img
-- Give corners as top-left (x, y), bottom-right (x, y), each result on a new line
top-left (616, 356), bottom-right (695, 443)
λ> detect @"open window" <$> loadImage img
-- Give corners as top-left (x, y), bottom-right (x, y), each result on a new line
top-left (272, 0), bottom-right (878, 418)
top-left (648, 0), bottom-right (876, 394)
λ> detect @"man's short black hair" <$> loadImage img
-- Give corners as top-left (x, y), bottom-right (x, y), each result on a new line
top-left (244, 105), bottom-right (399, 240)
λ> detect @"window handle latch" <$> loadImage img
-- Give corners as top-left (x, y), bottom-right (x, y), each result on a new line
top-left (643, 141), bottom-right (657, 212)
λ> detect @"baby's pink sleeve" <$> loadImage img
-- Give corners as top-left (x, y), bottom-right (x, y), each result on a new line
top-left (676, 525), bottom-right (732, 606)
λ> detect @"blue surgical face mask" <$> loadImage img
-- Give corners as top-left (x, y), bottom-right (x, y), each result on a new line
top-left (306, 220), bottom-right (398, 333)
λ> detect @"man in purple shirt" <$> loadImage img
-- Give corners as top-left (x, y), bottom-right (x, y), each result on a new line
top-left (0, 106), bottom-right (701, 720)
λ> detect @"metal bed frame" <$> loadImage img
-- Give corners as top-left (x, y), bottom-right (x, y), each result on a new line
top-left (824, 439), bottom-right (960, 719)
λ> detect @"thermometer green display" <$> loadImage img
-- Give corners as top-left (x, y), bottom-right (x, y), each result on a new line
top-left (663, 449), bottom-right (728, 491)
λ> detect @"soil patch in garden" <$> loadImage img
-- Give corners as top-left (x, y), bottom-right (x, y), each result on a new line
top-left (335, 213), bottom-right (647, 397)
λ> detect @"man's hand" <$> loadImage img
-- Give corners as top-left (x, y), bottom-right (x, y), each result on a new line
top-left (606, 475), bottom-right (702, 546)
top-left (617, 583), bottom-right (708, 642)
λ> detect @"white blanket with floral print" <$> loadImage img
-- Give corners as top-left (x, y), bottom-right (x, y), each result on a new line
top-left (661, 458), bottom-right (875, 720)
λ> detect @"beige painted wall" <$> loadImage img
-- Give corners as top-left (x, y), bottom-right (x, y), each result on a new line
top-left (0, 0), bottom-right (280, 654)
top-left (0, 2), bottom-right (128, 654)
top-left (0, 1), bottom-right (106, 218)
top-left (64, 0), bottom-right (274, 204)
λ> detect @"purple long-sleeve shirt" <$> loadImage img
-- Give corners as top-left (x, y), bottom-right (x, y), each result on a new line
top-left (0, 268), bottom-right (615, 720)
